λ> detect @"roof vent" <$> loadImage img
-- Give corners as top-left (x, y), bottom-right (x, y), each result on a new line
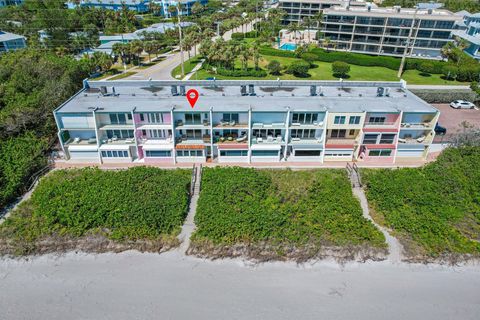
top-left (179, 85), bottom-right (186, 96)
top-left (338, 93), bottom-right (342, 96)
top-left (112, 86), bottom-right (119, 97)
top-left (310, 85), bottom-right (317, 96)
top-left (359, 93), bottom-right (362, 97)
top-left (240, 85), bottom-right (247, 96)
top-left (394, 5), bottom-right (401, 13)
top-left (377, 87), bottom-right (385, 97)
top-left (171, 85), bottom-right (178, 96)
top-left (367, 3), bottom-right (372, 11)
top-left (428, 8), bottom-right (433, 14)
top-left (248, 84), bottom-right (256, 96)
top-left (100, 86), bottom-right (107, 96)
top-left (385, 87), bottom-right (391, 97)
top-left (319, 86), bottom-right (324, 96)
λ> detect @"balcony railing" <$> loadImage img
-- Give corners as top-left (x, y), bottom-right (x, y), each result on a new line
top-left (215, 136), bottom-right (248, 144)
top-left (400, 122), bottom-right (434, 129)
top-left (176, 120), bottom-right (210, 127)
top-left (100, 137), bottom-right (135, 145)
top-left (213, 121), bottom-right (248, 128)
top-left (65, 137), bottom-right (97, 146)
top-left (325, 138), bottom-right (357, 146)
top-left (176, 135), bottom-right (211, 144)
top-left (252, 136), bottom-right (283, 144)
top-left (364, 121), bottom-right (397, 127)
top-left (290, 137), bottom-right (323, 144)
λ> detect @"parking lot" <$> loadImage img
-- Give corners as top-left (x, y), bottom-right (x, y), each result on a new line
top-left (433, 104), bottom-right (480, 142)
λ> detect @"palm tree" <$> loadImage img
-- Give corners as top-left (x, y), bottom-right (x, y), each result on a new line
top-left (287, 23), bottom-right (299, 46)
top-left (323, 37), bottom-right (331, 52)
top-left (129, 40), bottom-right (143, 65)
top-left (251, 40), bottom-right (261, 70)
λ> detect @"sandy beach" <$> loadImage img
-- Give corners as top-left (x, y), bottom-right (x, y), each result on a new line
top-left (1, 251), bottom-right (479, 320)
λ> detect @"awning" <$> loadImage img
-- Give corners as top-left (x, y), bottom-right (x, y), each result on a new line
top-left (99, 144), bottom-right (131, 150)
top-left (176, 144), bottom-right (205, 150)
top-left (68, 145), bottom-right (98, 152)
top-left (217, 143), bottom-right (249, 150)
top-left (250, 144), bottom-right (282, 150)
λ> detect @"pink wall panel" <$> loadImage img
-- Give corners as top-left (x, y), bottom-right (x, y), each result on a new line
top-left (163, 113), bottom-right (172, 124)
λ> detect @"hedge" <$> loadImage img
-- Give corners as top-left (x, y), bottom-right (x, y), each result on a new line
top-left (215, 67), bottom-right (267, 77)
top-left (231, 31), bottom-right (259, 40)
top-left (260, 46), bottom-right (453, 75)
top-left (410, 89), bottom-right (478, 103)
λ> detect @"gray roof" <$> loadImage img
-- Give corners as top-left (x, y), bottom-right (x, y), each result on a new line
top-left (55, 80), bottom-right (438, 114)
top-left (0, 31), bottom-right (25, 42)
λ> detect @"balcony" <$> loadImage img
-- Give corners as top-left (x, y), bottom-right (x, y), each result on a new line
top-left (215, 135), bottom-right (248, 144)
top-left (252, 136), bottom-right (284, 144)
top-left (290, 137), bottom-right (323, 144)
top-left (176, 134), bottom-right (211, 145)
top-left (290, 121), bottom-right (324, 128)
top-left (98, 123), bottom-right (134, 130)
top-left (364, 121), bottom-right (398, 128)
top-left (175, 120), bottom-right (210, 128)
top-left (139, 137), bottom-right (173, 146)
top-left (400, 121), bottom-right (434, 129)
top-left (64, 137), bottom-right (97, 146)
top-left (325, 138), bottom-right (357, 148)
top-left (397, 134), bottom-right (433, 145)
top-left (100, 137), bottom-right (135, 145)
top-left (213, 120), bottom-right (249, 128)
top-left (252, 122), bottom-right (285, 129)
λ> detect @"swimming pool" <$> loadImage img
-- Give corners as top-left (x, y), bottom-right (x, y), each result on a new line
top-left (279, 43), bottom-right (297, 51)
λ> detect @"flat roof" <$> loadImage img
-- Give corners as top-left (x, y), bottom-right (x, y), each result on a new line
top-left (0, 30), bottom-right (25, 42)
top-left (324, 6), bottom-right (461, 20)
top-left (55, 80), bottom-right (438, 114)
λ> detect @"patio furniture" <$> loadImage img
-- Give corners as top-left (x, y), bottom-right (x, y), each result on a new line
top-left (253, 122), bottom-right (263, 127)
top-left (236, 135), bottom-right (247, 143)
top-left (220, 120), bottom-right (228, 126)
top-left (397, 138), bottom-right (406, 143)
top-left (292, 122), bottom-right (300, 126)
top-left (203, 120), bottom-right (209, 126)
top-left (219, 137), bottom-right (225, 142)
top-left (177, 120), bottom-right (184, 126)
top-left (276, 136), bottom-right (282, 143)
top-left (88, 138), bottom-right (96, 144)
top-left (292, 137), bottom-right (301, 142)
top-left (416, 135), bottom-right (426, 143)
top-left (227, 136), bottom-right (233, 141)
top-left (125, 138), bottom-right (134, 143)
top-left (267, 135), bottom-right (274, 142)
top-left (229, 120), bottom-right (236, 126)
top-left (257, 137), bottom-right (263, 143)
top-left (73, 137), bottom-right (81, 143)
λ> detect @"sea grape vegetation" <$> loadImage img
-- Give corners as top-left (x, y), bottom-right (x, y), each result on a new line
top-left (192, 168), bottom-right (386, 259)
top-left (0, 167), bottom-right (191, 255)
top-left (362, 147), bottom-right (480, 258)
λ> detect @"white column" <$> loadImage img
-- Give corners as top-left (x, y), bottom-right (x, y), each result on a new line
top-left (171, 108), bottom-right (176, 164)
top-left (92, 109), bottom-right (102, 165)
top-left (247, 106), bottom-right (252, 164)
top-left (284, 107), bottom-right (290, 162)
top-left (131, 108), bottom-right (139, 162)
top-left (321, 110), bottom-right (328, 163)
top-left (393, 110), bottom-right (403, 163)
top-left (209, 107), bottom-right (213, 161)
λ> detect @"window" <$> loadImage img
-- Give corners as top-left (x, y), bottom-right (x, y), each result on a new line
top-left (380, 134), bottom-right (395, 144)
top-left (146, 129), bottom-right (170, 139)
top-left (147, 113), bottom-right (163, 123)
top-left (349, 116), bottom-right (361, 125)
top-left (334, 116), bottom-right (346, 124)
top-left (222, 113), bottom-right (240, 122)
top-left (369, 149), bottom-right (392, 157)
top-left (185, 129), bottom-right (202, 139)
top-left (101, 150), bottom-right (129, 158)
top-left (363, 134), bottom-right (378, 144)
top-left (220, 150), bottom-right (248, 157)
top-left (185, 113), bottom-right (201, 124)
top-left (368, 116), bottom-right (386, 124)
top-left (176, 150), bottom-right (203, 157)
top-left (349, 129), bottom-right (356, 136)
top-left (330, 129), bottom-right (346, 138)
top-left (290, 129), bottom-right (316, 139)
top-left (109, 113), bottom-right (127, 125)
top-left (295, 150), bottom-right (321, 157)
top-left (106, 130), bottom-right (134, 139)
top-left (140, 114), bottom-right (145, 122)
top-left (325, 151), bottom-right (352, 157)
top-left (145, 150), bottom-right (171, 157)
top-left (252, 150), bottom-right (279, 157)
top-left (253, 129), bottom-right (282, 139)
top-left (292, 113), bottom-right (319, 124)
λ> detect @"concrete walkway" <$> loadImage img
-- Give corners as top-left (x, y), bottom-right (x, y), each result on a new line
top-left (182, 59), bottom-right (205, 81)
top-left (177, 165), bottom-right (201, 253)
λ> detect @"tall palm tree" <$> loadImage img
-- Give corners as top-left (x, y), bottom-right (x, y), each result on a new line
top-left (287, 23), bottom-right (299, 46)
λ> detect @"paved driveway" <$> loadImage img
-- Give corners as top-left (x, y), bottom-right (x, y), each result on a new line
top-left (433, 103), bottom-right (480, 141)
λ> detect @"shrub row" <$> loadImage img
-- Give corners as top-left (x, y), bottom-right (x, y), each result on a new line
top-left (215, 67), bottom-right (267, 77)
top-left (410, 89), bottom-right (478, 103)
top-left (231, 31), bottom-right (259, 40)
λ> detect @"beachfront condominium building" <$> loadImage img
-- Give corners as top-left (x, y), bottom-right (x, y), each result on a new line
top-left (0, 0), bottom-right (23, 7)
top-left (152, 0), bottom-right (209, 17)
top-left (53, 80), bottom-right (439, 165)
top-left (279, 0), bottom-right (370, 26)
top-left (0, 31), bottom-right (26, 53)
top-left (452, 10), bottom-right (480, 60)
top-left (321, 5), bottom-right (462, 59)
top-left (69, 0), bottom-right (150, 12)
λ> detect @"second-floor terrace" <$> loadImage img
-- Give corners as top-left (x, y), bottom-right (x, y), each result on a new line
top-left (174, 112), bottom-right (210, 128)
top-left (398, 129), bottom-right (434, 145)
top-left (97, 112), bottom-right (134, 130)
top-left (325, 128), bottom-right (361, 148)
top-left (212, 112), bottom-right (249, 128)
top-left (98, 128), bottom-right (136, 145)
top-left (400, 112), bottom-right (438, 129)
top-left (213, 129), bottom-right (248, 145)
top-left (175, 129), bottom-right (211, 145)
top-left (251, 112), bottom-right (287, 129)
top-left (251, 128), bottom-right (285, 144)
top-left (363, 112), bottom-right (401, 128)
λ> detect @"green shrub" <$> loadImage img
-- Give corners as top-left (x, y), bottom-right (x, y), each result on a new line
top-left (231, 32), bottom-right (245, 40)
top-left (442, 65), bottom-right (459, 80)
top-left (301, 52), bottom-right (317, 67)
top-left (286, 60), bottom-right (310, 77)
top-left (267, 59), bottom-right (282, 75)
top-left (193, 168), bottom-right (385, 250)
top-left (310, 47), bottom-right (401, 70)
top-left (0, 167), bottom-right (191, 247)
top-left (411, 89), bottom-right (478, 103)
top-left (332, 61), bottom-right (350, 77)
top-left (259, 46), bottom-right (296, 58)
top-left (362, 147), bottom-right (480, 257)
top-left (417, 62), bottom-right (436, 74)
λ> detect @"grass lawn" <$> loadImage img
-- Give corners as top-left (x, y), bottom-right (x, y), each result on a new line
top-left (191, 168), bottom-right (386, 261)
top-left (362, 147), bottom-right (480, 261)
top-left (171, 56), bottom-right (203, 79)
top-left (194, 54), bottom-right (468, 85)
top-left (0, 167), bottom-right (191, 256)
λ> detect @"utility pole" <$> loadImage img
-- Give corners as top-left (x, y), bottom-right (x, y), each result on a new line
top-left (398, 6), bottom-right (418, 78)
top-left (177, 4), bottom-right (185, 78)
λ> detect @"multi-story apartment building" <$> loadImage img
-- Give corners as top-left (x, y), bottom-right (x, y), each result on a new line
top-left (321, 5), bottom-right (462, 59)
top-left (0, 31), bottom-right (26, 53)
top-left (53, 80), bottom-right (439, 165)
top-left (152, 0), bottom-right (209, 18)
top-left (279, 0), bottom-right (369, 26)
top-left (69, 0), bottom-right (150, 13)
top-left (452, 11), bottom-right (480, 60)
top-left (0, 0), bottom-right (23, 7)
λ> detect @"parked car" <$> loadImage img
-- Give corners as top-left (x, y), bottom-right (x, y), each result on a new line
top-left (435, 123), bottom-right (447, 135)
top-left (450, 100), bottom-right (476, 109)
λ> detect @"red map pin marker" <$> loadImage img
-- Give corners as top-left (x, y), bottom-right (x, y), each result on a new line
top-left (186, 89), bottom-right (199, 108)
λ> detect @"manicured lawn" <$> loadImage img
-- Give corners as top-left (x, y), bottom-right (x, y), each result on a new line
top-left (0, 167), bottom-right (191, 256)
top-left (194, 54), bottom-right (468, 85)
top-left (191, 168), bottom-right (386, 261)
top-left (171, 56), bottom-right (203, 79)
top-left (362, 147), bottom-right (480, 260)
